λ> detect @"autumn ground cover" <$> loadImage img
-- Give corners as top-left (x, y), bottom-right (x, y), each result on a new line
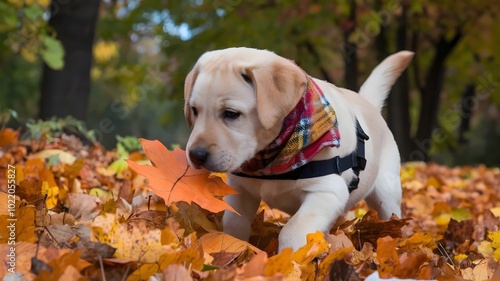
top-left (0, 128), bottom-right (499, 280)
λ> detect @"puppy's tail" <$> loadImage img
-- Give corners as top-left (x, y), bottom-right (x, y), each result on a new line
top-left (358, 51), bottom-right (414, 112)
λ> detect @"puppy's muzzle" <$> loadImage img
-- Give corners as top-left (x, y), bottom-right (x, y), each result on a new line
top-left (188, 147), bottom-right (209, 168)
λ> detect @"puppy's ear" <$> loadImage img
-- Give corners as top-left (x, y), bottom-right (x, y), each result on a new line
top-left (184, 66), bottom-right (199, 127)
top-left (246, 62), bottom-right (307, 130)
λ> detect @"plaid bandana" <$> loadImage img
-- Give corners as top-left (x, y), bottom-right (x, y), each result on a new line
top-left (237, 76), bottom-right (340, 176)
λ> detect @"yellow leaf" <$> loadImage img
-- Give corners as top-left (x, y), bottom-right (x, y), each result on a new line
top-left (489, 231), bottom-right (500, 248)
top-left (401, 232), bottom-right (442, 250)
top-left (400, 164), bottom-right (416, 182)
top-left (432, 202), bottom-right (452, 226)
top-left (161, 218), bottom-right (179, 246)
top-left (126, 264), bottom-right (159, 281)
top-left (434, 213), bottom-right (451, 226)
top-left (158, 243), bottom-right (204, 272)
top-left (34, 0), bottom-right (50, 7)
top-left (454, 253), bottom-right (468, 264)
top-left (354, 208), bottom-right (368, 218)
top-left (35, 149), bottom-right (76, 165)
top-left (42, 181), bottom-right (59, 209)
top-left (291, 231), bottom-right (329, 265)
top-left (450, 208), bottom-right (470, 222)
top-left (493, 248), bottom-right (500, 260)
top-left (426, 176), bottom-right (441, 188)
top-left (94, 40), bottom-right (118, 63)
top-left (490, 207), bottom-right (500, 217)
top-left (264, 248), bottom-right (294, 277)
top-left (89, 188), bottom-right (113, 202)
top-left (91, 213), bottom-right (166, 262)
top-left (478, 241), bottom-right (494, 257)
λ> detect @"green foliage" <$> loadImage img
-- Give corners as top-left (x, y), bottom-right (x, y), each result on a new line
top-left (116, 135), bottom-right (142, 153)
top-left (25, 116), bottom-right (95, 142)
top-left (1, 1), bottom-right (64, 68)
top-left (41, 35), bottom-right (64, 70)
top-left (0, 0), bottom-right (64, 119)
top-left (0, 107), bottom-right (18, 129)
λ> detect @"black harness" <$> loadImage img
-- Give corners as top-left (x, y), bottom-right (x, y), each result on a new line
top-left (234, 120), bottom-right (369, 193)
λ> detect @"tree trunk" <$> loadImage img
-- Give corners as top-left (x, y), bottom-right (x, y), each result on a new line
top-left (387, 0), bottom-right (412, 162)
top-left (413, 32), bottom-right (462, 161)
top-left (342, 0), bottom-right (357, 91)
top-left (458, 83), bottom-right (475, 144)
top-left (39, 0), bottom-right (101, 120)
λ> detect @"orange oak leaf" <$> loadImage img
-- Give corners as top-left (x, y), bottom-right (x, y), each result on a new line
top-left (126, 139), bottom-right (238, 214)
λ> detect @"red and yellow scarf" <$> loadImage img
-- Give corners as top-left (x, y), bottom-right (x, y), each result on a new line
top-left (237, 76), bottom-right (340, 176)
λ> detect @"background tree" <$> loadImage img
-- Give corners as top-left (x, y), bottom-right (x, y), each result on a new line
top-left (39, 0), bottom-right (101, 120)
top-left (2, 0), bottom-right (499, 165)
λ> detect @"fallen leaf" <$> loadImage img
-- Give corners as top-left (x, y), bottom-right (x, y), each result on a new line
top-left (264, 248), bottom-right (294, 277)
top-left (17, 178), bottom-right (43, 204)
top-left (126, 139), bottom-right (237, 214)
top-left (319, 247), bottom-right (356, 279)
top-left (41, 181), bottom-right (59, 209)
top-left (291, 231), bottom-right (329, 264)
top-left (352, 209), bottom-right (410, 248)
top-left (34, 249), bottom-right (91, 281)
top-left (34, 149), bottom-right (76, 165)
top-left (198, 232), bottom-right (261, 254)
top-left (241, 251), bottom-right (268, 278)
top-left (126, 263), bottom-right (159, 281)
top-left (68, 193), bottom-right (102, 221)
top-left (0, 128), bottom-right (18, 147)
top-left (210, 251), bottom-right (245, 267)
top-left (57, 265), bottom-right (83, 281)
top-left (90, 213), bottom-right (166, 262)
top-left (376, 236), bottom-right (400, 278)
top-left (158, 233), bottom-right (204, 271)
top-left (328, 259), bottom-right (360, 281)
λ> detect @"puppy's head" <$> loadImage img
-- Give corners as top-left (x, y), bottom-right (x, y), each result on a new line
top-left (184, 47), bottom-right (307, 172)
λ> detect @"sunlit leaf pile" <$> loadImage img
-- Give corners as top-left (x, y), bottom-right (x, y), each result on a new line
top-left (0, 128), bottom-right (499, 280)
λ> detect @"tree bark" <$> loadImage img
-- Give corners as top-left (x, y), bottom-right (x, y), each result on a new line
top-left (458, 83), bottom-right (475, 144)
top-left (342, 0), bottom-right (357, 91)
top-left (39, 0), bottom-right (101, 120)
top-left (387, 0), bottom-right (412, 162)
top-left (413, 31), bottom-right (462, 161)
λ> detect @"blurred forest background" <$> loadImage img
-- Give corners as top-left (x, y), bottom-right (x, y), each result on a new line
top-left (1, 0), bottom-right (499, 166)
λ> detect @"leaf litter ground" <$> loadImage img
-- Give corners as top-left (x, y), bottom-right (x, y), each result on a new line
top-left (0, 129), bottom-right (499, 280)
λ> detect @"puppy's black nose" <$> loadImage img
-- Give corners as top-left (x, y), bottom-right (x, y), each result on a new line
top-left (188, 147), bottom-right (209, 167)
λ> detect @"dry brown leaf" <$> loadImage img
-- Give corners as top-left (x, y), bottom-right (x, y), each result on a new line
top-left (241, 251), bottom-right (268, 278)
top-left (68, 193), bottom-right (102, 221)
top-left (352, 209), bottom-right (410, 248)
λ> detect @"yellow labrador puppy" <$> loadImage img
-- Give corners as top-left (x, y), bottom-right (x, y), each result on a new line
top-left (184, 47), bottom-right (413, 251)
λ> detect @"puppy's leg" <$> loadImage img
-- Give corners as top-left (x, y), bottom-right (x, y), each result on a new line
top-left (365, 146), bottom-right (402, 219)
top-left (222, 188), bottom-right (261, 241)
top-left (279, 175), bottom-right (349, 251)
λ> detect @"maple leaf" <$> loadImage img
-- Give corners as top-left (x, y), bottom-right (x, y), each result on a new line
top-left (126, 139), bottom-right (237, 214)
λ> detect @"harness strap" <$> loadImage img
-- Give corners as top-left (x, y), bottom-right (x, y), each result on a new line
top-left (234, 120), bottom-right (369, 193)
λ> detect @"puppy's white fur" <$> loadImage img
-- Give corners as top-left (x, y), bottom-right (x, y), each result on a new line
top-left (184, 47), bottom-right (413, 251)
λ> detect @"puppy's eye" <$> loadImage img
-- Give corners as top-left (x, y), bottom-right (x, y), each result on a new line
top-left (191, 106), bottom-right (198, 116)
top-left (241, 73), bottom-right (252, 84)
top-left (223, 109), bottom-right (240, 120)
